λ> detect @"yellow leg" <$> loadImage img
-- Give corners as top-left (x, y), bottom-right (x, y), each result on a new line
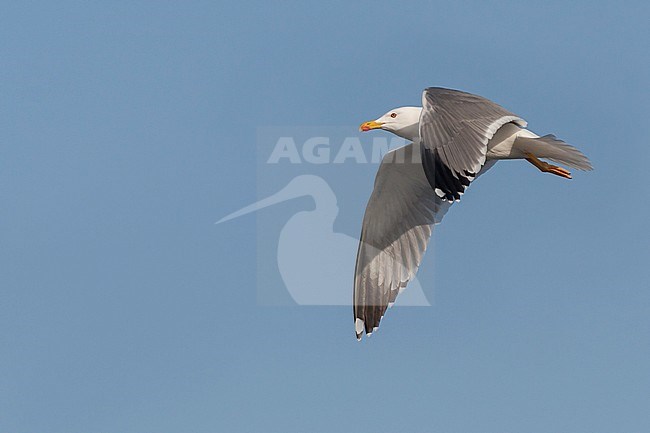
top-left (525, 153), bottom-right (572, 179)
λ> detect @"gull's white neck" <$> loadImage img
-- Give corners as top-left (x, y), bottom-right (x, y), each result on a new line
top-left (386, 107), bottom-right (422, 142)
top-left (393, 121), bottom-right (421, 141)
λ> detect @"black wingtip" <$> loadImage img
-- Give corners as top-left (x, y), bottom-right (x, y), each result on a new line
top-left (421, 148), bottom-right (472, 201)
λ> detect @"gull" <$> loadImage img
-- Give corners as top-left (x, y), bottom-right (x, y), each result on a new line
top-left (354, 87), bottom-right (592, 340)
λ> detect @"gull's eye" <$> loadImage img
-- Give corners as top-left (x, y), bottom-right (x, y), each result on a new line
top-left (390, 112), bottom-right (397, 118)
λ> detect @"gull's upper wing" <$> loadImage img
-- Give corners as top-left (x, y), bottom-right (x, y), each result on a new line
top-left (419, 87), bottom-right (527, 201)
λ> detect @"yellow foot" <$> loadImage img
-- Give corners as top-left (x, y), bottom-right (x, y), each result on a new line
top-left (525, 154), bottom-right (572, 179)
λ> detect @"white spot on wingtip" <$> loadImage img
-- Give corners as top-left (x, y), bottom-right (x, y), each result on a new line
top-left (355, 318), bottom-right (364, 335)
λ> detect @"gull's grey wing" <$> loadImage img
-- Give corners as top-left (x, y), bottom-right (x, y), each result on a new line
top-left (353, 142), bottom-right (451, 340)
top-left (419, 87), bottom-right (527, 201)
top-left (353, 147), bottom-right (497, 340)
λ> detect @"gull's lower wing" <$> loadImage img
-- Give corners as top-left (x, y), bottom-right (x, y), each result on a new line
top-left (353, 142), bottom-right (498, 340)
top-left (353, 142), bottom-right (451, 340)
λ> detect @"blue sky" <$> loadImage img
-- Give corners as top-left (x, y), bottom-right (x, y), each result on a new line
top-left (1, 1), bottom-right (649, 432)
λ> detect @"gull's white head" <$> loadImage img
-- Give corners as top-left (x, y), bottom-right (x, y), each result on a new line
top-left (359, 106), bottom-right (422, 141)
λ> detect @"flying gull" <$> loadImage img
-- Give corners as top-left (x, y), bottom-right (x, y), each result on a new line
top-left (354, 87), bottom-right (592, 340)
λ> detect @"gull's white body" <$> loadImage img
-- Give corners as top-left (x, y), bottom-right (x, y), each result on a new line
top-left (487, 122), bottom-right (541, 159)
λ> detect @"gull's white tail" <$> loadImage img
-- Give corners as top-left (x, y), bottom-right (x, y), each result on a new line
top-left (515, 134), bottom-right (593, 171)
